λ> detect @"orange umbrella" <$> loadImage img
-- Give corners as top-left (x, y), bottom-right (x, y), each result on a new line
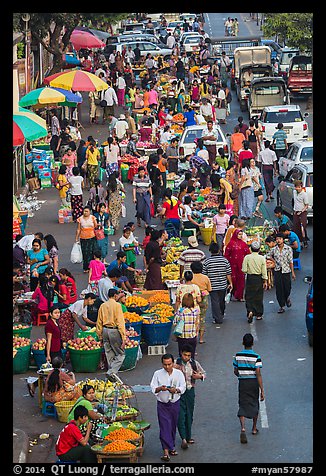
top-left (43, 69), bottom-right (108, 92)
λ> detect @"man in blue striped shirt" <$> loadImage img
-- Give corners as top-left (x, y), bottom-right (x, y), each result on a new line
top-left (233, 333), bottom-right (265, 443)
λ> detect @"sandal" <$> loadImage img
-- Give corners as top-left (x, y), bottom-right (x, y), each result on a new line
top-left (256, 316), bottom-right (263, 320)
top-left (240, 430), bottom-right (247, 444)
top-left (252, 429), bottom-right (259, 435)
top-left (27, 383), bottom-right (35, 397)
top-left (247, 312), bottom-right (253, 323)
top-left (187, 439), bottom-right (195, 444)
top-left (199, 341), bottom-right (206, 344)
top-left (277, 307), bottom-right (285, 313)
top-left (169, 450), bottom-right (178, 456)
top-left (161, 455), bottom-right (170, 462)
top-left (265, 198), bottom-right (270, 202)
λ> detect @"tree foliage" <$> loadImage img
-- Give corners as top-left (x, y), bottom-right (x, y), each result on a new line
top-left (13, 13), bottom-right (129, 75)
top-left (262, 13), bottom-right (313, 53)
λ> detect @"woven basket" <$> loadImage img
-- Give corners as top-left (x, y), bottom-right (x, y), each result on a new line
top-left (54, 400), bottom-right (77, 423)
top-left (134, 272), bottom-right (146, 289)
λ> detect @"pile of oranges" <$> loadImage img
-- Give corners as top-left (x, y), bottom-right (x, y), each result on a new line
top-left (126, 296), bottom-right (148, 308)
top-left (147, 303), bottom-right (174, 319)
top-left (123, 312), bottom-right (143, 323)
top-left (148, 292), bottom-right (170, 304)
top-left (105, 428), bottom-right (140, 441)
top-left (102, 441), bottom-right (136, 453)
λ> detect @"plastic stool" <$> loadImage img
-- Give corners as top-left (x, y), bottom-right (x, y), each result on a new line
top-left (293, 257), bottom-right (301, 270)
top-left (37, 312), bottom-right (49, 326)
top-left (42, 400), bottom-right (57, 418)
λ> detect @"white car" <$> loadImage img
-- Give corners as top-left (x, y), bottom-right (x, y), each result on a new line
top-left (178, 124), bottom-right (229, 158)
top-left (258, 105), bottom-right (309, 145)
top-left (278, 139), bottom-right (313, 178)
top-left (182, 35), bottom-right (203, 54)
top-left (179, 31), bottom-right (202, 44)
top-left (114, 41), bottom-right (172, 60)
top-left (166, 21), bottom-right (184, 35)
top-left (277, 163), bottom-right (313, 219)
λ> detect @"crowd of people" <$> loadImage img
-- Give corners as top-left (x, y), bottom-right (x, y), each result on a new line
top-left (13, 13), bottom-right (311, 463)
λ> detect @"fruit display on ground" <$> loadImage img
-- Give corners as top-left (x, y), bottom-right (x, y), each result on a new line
top-left (124, 312), bottom-right (143, 323)
top-left (161, 263), bottom-right (180, 281)
top-left (32, 338), bottom-right (46, 350)
top-left (144, 303), bottom-right (174, 319)
top-left (67, 336), bottom-right (102, 350)
top-left (13, 336), bottom-right (31, 348)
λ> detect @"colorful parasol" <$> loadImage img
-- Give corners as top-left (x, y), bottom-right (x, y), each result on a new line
top-left (43, 69), bottom-right (108, 92)
top-left (70, 30), bottom-right (105, 50)
top-left (13, 107), bottom-right (47, 146)
top-left (19, 87), bottom-right (83, 109)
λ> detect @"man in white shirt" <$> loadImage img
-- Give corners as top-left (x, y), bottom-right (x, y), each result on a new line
top-left (125, 46), bottom-right (135, 64)
top-left (242, 68), bottom-right (254, 86)
top-left (114, 114), bottom-right (129, 140)
top-left (166, 33), bottom-right (176, 49)
top-left (17, 232), bottom-right (44, 252)
top-left (258, 140), bottom-right (278, 200)
top-left (199, 98), bottom-right (213, 122)
top-left (151, 354), bottom-right (186, 461)
top-left (100, 80), bottom-right (118, 123)
top-left (201, 120), bottom-right (219, 166)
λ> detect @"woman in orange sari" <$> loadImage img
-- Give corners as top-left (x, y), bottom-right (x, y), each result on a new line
top-left (224, 229), bottom-right (250, 301)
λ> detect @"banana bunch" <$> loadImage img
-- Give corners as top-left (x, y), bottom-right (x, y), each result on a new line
top-left (161, 264), bottom-right (180, 281)
top-left (165, 245), bottom-right (187, 264)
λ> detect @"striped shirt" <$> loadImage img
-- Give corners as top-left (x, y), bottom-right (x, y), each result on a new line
top-left (178, 248), bottom-right (206, 273)
top-left (233, 349), bottom-right (262, 379)
top-left (272, 129), bottom-right (287, 150)
top-left (132, 175), bottom-right (151, 194)
top-left (202, 255), bottom-right (232, 291)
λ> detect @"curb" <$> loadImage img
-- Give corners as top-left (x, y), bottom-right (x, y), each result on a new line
top-left (13, 428), bottom-right (29, 464)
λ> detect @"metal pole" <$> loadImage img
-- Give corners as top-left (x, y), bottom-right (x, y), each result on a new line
top-left (256, 13), bottom-right (259, 26)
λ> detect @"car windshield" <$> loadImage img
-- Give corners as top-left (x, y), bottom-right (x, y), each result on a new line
top-left (300, 147), bottom-right (313, 161)
top-left (280, 52), bottom-right (299, 65)
top-left (184, 128), bottom-right (222, 143)
top-left (185, 37), bottom-right (201, 44)
top-left (265, 111), bottom-right (303, 123)
top-left (306, 173), bottom-right (313, 187)
top-left (254, 85), bottom-right (281, 95)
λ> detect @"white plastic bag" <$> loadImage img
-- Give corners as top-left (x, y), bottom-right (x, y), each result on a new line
top-left (70, 242), bottom-right (82, 264)
top-left (121, 203), bottom-right (126, 218)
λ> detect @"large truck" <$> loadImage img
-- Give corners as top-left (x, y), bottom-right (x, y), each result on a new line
top-left (287, 55), bottom-right (312, 96)
top-left (248, 76), bottom-right (290, 120)
top-left (233, 45), bottom-right (272, 112)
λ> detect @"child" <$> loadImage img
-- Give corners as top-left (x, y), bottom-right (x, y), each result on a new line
top-left (142, 226), bottom-right (153, 251)
top-left (88, 250), bottom-right (107, 294)
top-left (173, 293), bottom-right (200, 359)
top-left (126, 222), bottom-right (141, 255)
top-left (274, 206), bottom-right (291, 229)
top-left (107, 251), bottom-right (139, 294)
top-left (119, 227), bottom-right (138, 286)
top-left (190, 261), bottom-right (212, 344)
top-left (211, 204), bottom-right (230, 252)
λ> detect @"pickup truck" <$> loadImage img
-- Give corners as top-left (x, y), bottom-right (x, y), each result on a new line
top-left (234, 46), bottom-right (272, 112)
top-left (287, 55), bottom-right (312, 96)
top-left (248, 76), bottom-right (290, 120)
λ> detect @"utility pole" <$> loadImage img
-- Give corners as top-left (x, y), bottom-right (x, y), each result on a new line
top-left (22, 13), bottom-right (31, 94)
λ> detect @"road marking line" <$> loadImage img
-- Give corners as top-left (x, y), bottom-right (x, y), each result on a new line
top-left (205, 13), bottom-right (213, 36)
top-left (259, 399), bottom-right (269, 428)
top-left (249, 320), bottom-right (258, 341)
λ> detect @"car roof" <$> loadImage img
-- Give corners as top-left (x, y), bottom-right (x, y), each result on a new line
top-left (291, 139), bottom-right (313, 148)
top-left (293, 163), bottom-right (313, 173)
top-left (280, 47), bottom-right (300, 52)
top-left (182, 123), bottom-right (225, 135)
top-left (263, 105), bottom-right (300, 112)
top-left (251, 77), bottom-right (286, 85)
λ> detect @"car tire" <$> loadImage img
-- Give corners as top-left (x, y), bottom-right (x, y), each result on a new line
top-left (308, 331), bottom-right (313, 347)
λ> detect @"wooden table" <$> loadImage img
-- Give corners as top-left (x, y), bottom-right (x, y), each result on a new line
top-left (95, 450), bottom-right (138, 463)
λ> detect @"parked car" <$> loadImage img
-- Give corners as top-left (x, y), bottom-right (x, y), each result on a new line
top-left (278, 47), bottom-right (300, 80)
top-left (166, 21), bottom-right (184, 35)
top-left (114, 41), bottom-right (172, 60)
top-left (178, 124), bottom-right (228, 159)
top-left (304, 276), bottom-right (313, 347)
top-left (278, 139), bottom-right (313, 178)
top-left (179, 13), bottom-right (197, 23)
top-left (258, 105), bottom-right (309, 145)
top-left (260, 39), bottom-right (282, 61)
top-left (182, 35), bottom-right (203, 55)
top-left (287, 55), bottom-right (312, 96)
top-left (179, 31), bottom-right (202, 44)
top-left (118, 33), bottom-right (167, 49)
top-left (248, 77), bottom-right (290, 120)
top-left (277, 163), bottom-right (313, 219)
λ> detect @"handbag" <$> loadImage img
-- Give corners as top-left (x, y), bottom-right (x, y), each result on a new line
top-left (94, 226), bottom-right (105, 241)
top-left (100, 99), bottom-right (107, 108)
top-left (241, 175), bottom-right (252, 189)
top-left (173, 318), bottom-right (185, 337)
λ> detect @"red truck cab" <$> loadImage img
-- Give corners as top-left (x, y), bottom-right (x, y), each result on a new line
top-left (287, 55), bottom-right (312, 96)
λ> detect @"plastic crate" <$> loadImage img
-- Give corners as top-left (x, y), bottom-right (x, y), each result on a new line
top-left (33, 159), bottom-right (51, 170)
top-left (13, 325), bottom-right (32, 339)
top-left (31, 149), bottom-right (48, 160)
top-left (25, 153), bottom-right (34, 164)
top-left (120, 345), bottom-right (139, 371)
top-left (13, 344), bottom-right (31, 374)
top-left (68, 347), bottom-right (102, 372)
top-left (38, 168), bottom-right (52, 178)
top-left (141, 320), bottom-right (173, 346)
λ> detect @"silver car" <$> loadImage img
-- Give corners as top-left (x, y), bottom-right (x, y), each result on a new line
top-left (115, 41), bottom-right (172, 60)
top-left (178, 124), bottom-right (229, 158)
top-left (278, 139), bottom-right (313, 178)
top-left (277, 163), bottom-right (313, 219)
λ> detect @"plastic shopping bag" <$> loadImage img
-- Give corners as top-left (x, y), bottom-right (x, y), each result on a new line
top-left (121, 204), bottom-right (126, 218)
top-left (70, 242), bottom-right (83, 264)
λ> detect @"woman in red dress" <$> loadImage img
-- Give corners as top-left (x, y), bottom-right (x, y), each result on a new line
top-left (224, 229), bottom-right (250, 301)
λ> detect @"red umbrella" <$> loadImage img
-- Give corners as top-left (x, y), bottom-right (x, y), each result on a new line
top-left (70, 30), bottom-right (105, 50)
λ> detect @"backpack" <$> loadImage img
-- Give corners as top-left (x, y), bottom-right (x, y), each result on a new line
top-left (226, 89), bottom-right (232, 103)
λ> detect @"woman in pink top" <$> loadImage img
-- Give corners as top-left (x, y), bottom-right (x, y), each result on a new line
top-left (211, 204), bottom-right (230, 252)
top-left (190, 79), bottom-right (200, 103)
top-left (148, 85), bottom-right (158, 110)
top-left (31, 275), bottom-right (53, 323)
top-left (88, 249), bottom-right (107, 294)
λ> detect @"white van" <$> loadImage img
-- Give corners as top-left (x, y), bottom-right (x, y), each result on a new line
top-left (278, 139), bottom-right (313, 178)
top-left (258, 105), bottom-right (309, 144)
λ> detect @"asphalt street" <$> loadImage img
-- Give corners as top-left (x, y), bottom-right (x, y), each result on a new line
top-left (13, 13), bottom-right (313, 465)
